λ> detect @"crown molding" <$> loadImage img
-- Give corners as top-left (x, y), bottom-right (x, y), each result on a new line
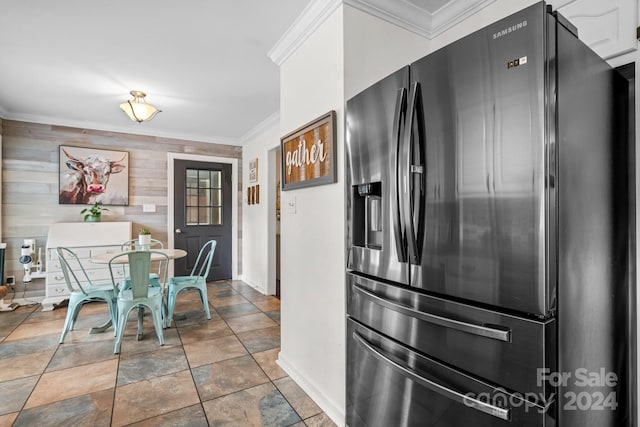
top-left (239, 111), bottom-right (280, 145)
top-left (268, 0), bottom-right (343, 66)
top-left (345, 0), bottom-right (497, 38)
top-left (0, 111), bottom-right (240, 146)
top-left (269, 0), bottom-right (498, 65)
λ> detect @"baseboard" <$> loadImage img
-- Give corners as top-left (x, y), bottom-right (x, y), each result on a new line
top-left (8, 295), bottom-right (45, 307)
top-left (277, 352), bottom-right (345, 426)
top-left (238, 276), bottom-right (267, 294)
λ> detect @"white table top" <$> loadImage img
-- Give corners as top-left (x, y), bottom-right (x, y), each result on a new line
top-left (90, 248), bottom-right (187, 264)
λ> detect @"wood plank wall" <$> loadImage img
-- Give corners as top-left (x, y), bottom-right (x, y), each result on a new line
top-left (1, 120), bottom-right (243, 296)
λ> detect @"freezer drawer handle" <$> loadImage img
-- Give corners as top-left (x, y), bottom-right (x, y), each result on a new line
top-left (353, 284), bottom-right (511, 342)
top-left (353, 331), bottom-right (511, 421)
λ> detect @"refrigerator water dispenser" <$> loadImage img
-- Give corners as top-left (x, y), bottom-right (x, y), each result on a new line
top-left (353, 182), bottom-right (382, 250)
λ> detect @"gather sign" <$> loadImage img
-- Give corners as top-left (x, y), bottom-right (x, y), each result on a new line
top-left (280, 111), bottom-right (336, 190)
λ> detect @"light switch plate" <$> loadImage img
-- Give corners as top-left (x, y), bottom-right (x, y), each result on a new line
top-left (143, 204), bottom-right (156, 213)
top-left (287, 196), bottom-right (296, 214)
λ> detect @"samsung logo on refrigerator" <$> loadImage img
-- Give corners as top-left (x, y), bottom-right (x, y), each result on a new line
top-left (493, 20), bottom-right (527, 39)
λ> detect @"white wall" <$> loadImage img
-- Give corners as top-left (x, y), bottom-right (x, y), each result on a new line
top-left (277, 7), bottom-right (346, 423)
top-left (343, 5), bottom-right (430, 99)
top-left (241, 120), bottom-right (281, 294)
top-left (276, 4), bottom-right (433, 425)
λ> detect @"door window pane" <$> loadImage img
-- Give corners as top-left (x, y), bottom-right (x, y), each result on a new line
top-left (185, 168), bottom-right (223, 225)
top-left (211, 189), bottom-right (221, 206)
top-left (212, 207), bottom-right (221, 225)
top-left (187, 207), bottom-right (198, 225)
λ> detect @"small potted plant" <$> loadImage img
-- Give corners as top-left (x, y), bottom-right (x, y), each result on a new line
top-left (80, 201), bottom-right (108, 222)
top-left (138, 227), bottom-right (151, 246)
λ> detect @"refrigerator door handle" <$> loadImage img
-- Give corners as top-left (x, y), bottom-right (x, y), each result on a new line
top-left (402, 82), bottom-right (422, 264)
top-left (392, 87), bottom-right (408, 262)
top-left (353, 331), bottom-right (511, 421)
top-left (353, 284), bottom-right (511, 342)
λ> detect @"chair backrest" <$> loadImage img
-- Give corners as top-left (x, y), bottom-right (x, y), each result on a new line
top-left (109, 250), bottom-right (169, 298)
top-left (56, 247), bottom-right (94, 294)
top-left (120, 238), bottom-right (164, 251)
top-left (189, 240), bottom-right (217, 280)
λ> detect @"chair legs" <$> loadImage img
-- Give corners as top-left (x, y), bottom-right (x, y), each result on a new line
top-left (60, 296), bottom-right (118, 344)
top-left (59, 296), bottom-right (82, 344)
top-left (114, 302), bottom-right (165, 354)
top-left (165, 285), bottom-right (210, 328)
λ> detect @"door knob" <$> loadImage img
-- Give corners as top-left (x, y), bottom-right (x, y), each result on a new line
top-left (175, 228), bottom-right (182, 234)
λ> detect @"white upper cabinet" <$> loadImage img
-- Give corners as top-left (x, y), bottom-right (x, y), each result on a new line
top-left (548, 0), bottom-right (638, 59)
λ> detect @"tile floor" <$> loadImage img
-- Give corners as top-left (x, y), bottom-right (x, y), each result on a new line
top-left (0, 280), bottom-right (336, 427)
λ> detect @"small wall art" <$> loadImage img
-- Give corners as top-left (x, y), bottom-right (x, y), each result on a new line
top-left (249, 158), bottom-right (258, 183)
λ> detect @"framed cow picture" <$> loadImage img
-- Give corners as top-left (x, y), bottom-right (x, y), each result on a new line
top-left (59, 145), bottom-right (129, 206)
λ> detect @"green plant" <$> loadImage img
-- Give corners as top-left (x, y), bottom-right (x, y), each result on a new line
top-left (80, 201), bottom-right (108, 221)
top-left (138, 227), bottom-right (151, 235)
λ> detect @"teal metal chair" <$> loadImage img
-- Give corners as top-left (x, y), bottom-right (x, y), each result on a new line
top-left (120, 238), bottom-right (164, 287)
top-left (166, 240), bottom-right (216, 327)
top-left (109, 250), bottom-right (169, 354)
top-left (57, 247), bottom-right (118, 344)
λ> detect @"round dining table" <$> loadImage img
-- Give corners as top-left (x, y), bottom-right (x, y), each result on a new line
top-left (90, 248), bottom-right (187, 264)
top-left (88, 248), bottom-right (187, 334)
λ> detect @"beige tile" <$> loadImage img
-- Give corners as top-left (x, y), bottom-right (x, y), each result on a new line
top-left (13, 388), bottom-right (114, 426)
top-left (305, 412), bottom-right (338, 427)
top-left (0, 412), bottom-right (18, 427)
top-left (59, 326), bottom-right (119, 344)
top-left (4, 319), bottom-right (65, 342)
top-left (253, 348), bottom-right (287, 381)
top-left (192, 355), bottom-right (270, 400)
top-left (252, 297), bottom-right (281, 312)
top-left (0, 350), bottom-right (55, 382)
top-left (23, 307), bottom-right (69, 323)
top-left (202, 383), bottom-right (301, 426)
top-left (214, 302), bottom-right (261, 320)
top-left (183, 334), bottom-right (247, 368)
top-left (47, 339), bottom-right (117, 372)
top-left (24, 359), bottom-right (118, 409)
top-left (274, 377), bottom-right (323, 419)
top-left (236, 326), bottom-right (280, 354)
top-left (225, 312), bottom-right (278, 334)
top-left (112, 370), bottom-right (199, 427)
top-left (0, 376), bottom-right (39, 415)
top-left (237, 289), bottom-right (271, 303)
top-left (208, 294), bottom-right (250, 308)
top-left (127, 404), bottom-right (208, 427)
top-left (119, 327), bottom-right (182, 356)
top-left (177, 319), bottom-right (233, 344)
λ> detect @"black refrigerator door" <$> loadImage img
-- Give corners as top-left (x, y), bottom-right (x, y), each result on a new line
top-left (410, 3), bottom-right (551, 316)
top-left (346, 66), bottom-right (411, 285)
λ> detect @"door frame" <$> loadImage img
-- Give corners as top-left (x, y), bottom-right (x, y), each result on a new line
top-left (167, 152), bottom-right (238, 279)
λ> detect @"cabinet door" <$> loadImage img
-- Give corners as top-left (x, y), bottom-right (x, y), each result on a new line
top-left (548, 0), bottom-right (637, 59)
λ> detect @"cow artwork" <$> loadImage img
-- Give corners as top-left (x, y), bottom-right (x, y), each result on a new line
top-left (59, 146), bottom-right (129, 206)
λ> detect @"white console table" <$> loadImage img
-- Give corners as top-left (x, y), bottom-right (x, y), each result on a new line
top-left (42, 221), bottom-right (132, 311)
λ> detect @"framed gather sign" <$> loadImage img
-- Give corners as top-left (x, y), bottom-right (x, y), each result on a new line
top-left (280, 110), bottom-right (336, 190)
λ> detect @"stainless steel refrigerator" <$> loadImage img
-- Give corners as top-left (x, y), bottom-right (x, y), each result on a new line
top-left (345, 2), bottom-right (632, 426)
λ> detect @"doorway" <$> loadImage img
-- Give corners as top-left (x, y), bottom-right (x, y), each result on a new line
top-left (167, 153), bottom-right (238, 280)
top-left (173, 159), bottom-right (232, 280)
top-left (275, 147), bottom-right (281, 298)
top-left (267, 147), bottom-right (282, 298)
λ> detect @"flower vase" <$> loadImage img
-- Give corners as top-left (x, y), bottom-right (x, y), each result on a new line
top-left (138, 234), bottom-right (151, 250)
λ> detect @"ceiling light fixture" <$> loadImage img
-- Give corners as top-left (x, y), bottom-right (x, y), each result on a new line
top-left (119, 90), bottom-right (161, 122)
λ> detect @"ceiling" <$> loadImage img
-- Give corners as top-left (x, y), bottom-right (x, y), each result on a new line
top-left (0, 0), bottom-right (312, 145)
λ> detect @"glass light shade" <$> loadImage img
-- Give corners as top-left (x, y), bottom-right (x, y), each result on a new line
top-left (119, 91), bottom-right (161, 122)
